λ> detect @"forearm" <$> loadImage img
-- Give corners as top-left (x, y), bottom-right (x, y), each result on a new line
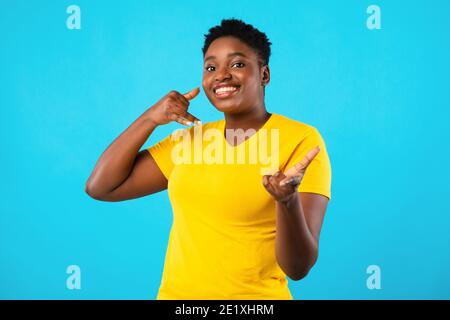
top-left (275, 193), bottom-right (318, 280)
top-left (85, 111), bottom-right (157, 197)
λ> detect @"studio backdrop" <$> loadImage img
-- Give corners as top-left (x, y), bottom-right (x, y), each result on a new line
top-left (1, 0), bottom-right (449, 299)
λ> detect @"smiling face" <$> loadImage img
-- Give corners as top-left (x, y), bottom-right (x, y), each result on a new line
top-left (202, 36), bottom-right (270, 114)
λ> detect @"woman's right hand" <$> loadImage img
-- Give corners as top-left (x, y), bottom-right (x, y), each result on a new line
top-left (145, 88), bottom-right (201, 126)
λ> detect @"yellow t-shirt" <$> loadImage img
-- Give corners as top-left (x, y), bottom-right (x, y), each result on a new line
top-left (147, 113), bottom-right (332, 300)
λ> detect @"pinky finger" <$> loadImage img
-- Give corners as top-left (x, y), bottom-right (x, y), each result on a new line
top-left (168, 113), bottom-right (188, 126)
top-left (168, 112), bottom-right (192, 126)
top-left (176, 115), bottom-right (193, 126)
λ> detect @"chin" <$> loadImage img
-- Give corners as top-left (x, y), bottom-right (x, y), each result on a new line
top-left (204, 87), bottom-right (244, 111)
top-left (206, 96), bottom-right (244, 114)
top-left (213, 103), bottom-right (242, 114)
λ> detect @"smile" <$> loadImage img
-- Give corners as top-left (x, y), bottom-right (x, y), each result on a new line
top-left (213, 86), bottom-right (240, 99)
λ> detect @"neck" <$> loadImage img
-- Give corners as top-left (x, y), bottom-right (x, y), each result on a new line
top-left (224, 106), bottom-right (270, 131)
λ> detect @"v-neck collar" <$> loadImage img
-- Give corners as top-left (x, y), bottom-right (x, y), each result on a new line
top-left (221, 113), bottom-right (277, 148)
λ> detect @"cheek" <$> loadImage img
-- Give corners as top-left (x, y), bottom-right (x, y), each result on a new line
top-left (201, 83), bottom-right (209, 98)
top-left (240, 71), bottom-right (260, 90)
top-left (202, 74), bottom-right (212, 91)
top-left (243, 79), bottom-right (260, 96)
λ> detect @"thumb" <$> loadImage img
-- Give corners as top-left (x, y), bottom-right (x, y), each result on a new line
top-left (183, 87), bottom-right (200, 101)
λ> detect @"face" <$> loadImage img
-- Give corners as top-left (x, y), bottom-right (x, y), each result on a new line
top-left (202, 36), bottom-right (270, 114)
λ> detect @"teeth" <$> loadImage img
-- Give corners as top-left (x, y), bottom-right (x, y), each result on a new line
top-left (215, 86), bottom-right (238, 94)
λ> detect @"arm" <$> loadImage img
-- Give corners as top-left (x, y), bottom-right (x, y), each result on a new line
top-left (275, 192), bottom-right (328, 280)
top-left (262, 146), bottom-right (329, 280)
top-left (85, 88), bottom-right (201, 202)
top-left (84, 117), bottom-right (165, 202)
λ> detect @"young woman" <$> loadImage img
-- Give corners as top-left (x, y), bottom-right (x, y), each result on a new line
top-left (85, 19), bottom-right (332, 300)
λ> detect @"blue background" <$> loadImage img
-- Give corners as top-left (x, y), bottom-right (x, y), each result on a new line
top-left (1, 0), bottom-right (449, 299)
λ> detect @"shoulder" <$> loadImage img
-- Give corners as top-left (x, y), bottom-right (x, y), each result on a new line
top-left (271, 113), bottom-right (321, 139)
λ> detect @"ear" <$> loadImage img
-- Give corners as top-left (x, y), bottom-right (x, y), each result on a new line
top-left (261, 65), bottom-right (270, 86)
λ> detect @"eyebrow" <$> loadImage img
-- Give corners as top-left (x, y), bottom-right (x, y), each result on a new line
top-left (204, 52), bottom-right (248, 62)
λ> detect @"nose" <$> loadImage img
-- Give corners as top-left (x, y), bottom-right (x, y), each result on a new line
top-left (215, 66), bottom-right (232, 82)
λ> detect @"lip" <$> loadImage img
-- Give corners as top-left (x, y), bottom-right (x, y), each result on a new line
top-left (213, 84), bottom-right (241, 99)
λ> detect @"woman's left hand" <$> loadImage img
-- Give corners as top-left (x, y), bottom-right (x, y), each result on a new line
top-left (262, 146), bottom-right (320, 203)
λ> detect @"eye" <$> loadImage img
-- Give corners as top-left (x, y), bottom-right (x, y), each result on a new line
top-left (232, 62), bottom-right (245, 68)
top-left (205, 62), bottom-right (244, 72)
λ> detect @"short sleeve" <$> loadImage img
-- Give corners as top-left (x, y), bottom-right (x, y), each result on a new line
top-left (147, 132), bottom-right (177, 180)
top-left (282, 127), bottom-right (332, 200)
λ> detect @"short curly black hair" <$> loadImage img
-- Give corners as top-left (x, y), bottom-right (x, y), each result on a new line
top-left (202, 18), bottom-right (272, 66)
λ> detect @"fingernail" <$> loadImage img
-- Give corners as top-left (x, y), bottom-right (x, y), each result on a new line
top-left (186, 121), bottom-right (193, 126)
top-left (274, 171), bottom-right (280, 177)
top-left (194, 120), bottom-right (202, 126)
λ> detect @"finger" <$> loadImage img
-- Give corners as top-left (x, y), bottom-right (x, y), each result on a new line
top-left (184, 112), bottom-right (201, 124)
top-left (269, 174), bottom-right (276, 183)
top-left (170, 105), bottom-right (200, 124)
top-left (178, 89), bottom-right (201, 124)
top-left (268, 175), bottom-right (279, 189)
top-left (174, 93), bottom-right (197, 119)
top-left (168, 112), bottom-right (192, 126)
top-left (183, 87), bottom-right (200, 101)
top-left (175, 92), bottom-right (191, 107)
top-left (263, 175), bottom-right (276, 192)
top-left (270, 171), bottom-right (285, 189)
top-left (279, 175), bottom-right (302, 187)
top-left (284, 146), bottom-right (320, 177)
top-left (272, 171), bottom-right (286, 183)
top-left (294, 146), bottom-right (320, 171)
top-left (177, 115), bottom-right (193, 126)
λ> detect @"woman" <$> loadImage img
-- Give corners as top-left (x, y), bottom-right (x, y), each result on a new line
top-left (85, 19), bottom-right (332, 300)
